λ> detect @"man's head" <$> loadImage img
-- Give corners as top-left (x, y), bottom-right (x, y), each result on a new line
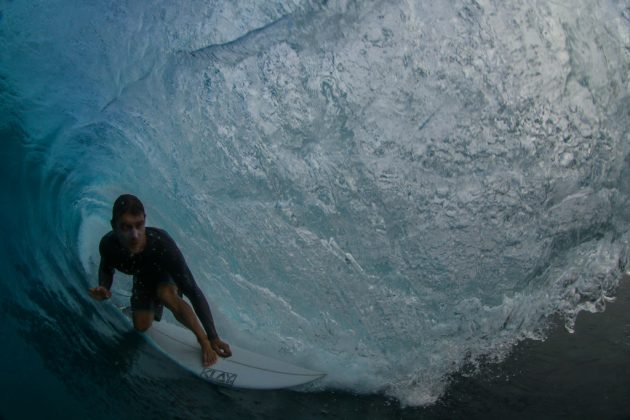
top-left (111, 194), bottom-right (146, 253)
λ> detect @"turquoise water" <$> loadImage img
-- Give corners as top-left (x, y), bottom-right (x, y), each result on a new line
top-left (1, 1), bottom-right (630, 417)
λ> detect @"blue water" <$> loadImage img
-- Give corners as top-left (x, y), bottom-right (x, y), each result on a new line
top-left (1, 0), bottom-right (630, 417)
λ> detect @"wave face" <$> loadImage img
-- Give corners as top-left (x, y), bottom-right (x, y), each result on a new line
top-left (1, 0), bottom-right (630, 409)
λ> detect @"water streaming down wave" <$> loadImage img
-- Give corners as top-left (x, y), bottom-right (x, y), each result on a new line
top-left (1, 0), bottom-right (630, 410)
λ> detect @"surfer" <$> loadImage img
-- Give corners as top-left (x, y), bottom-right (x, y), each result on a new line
top-left (89, 194), bottom-right (232, 367)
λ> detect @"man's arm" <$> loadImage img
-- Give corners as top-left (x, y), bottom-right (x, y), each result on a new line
top-left (89, 237), bottom-right (115, 301)
top-left (98, 259), bottom-right (115, 290)
top-left (162, 232), bottom-right (231, 356)
top-left (164, 238), bottom-right (219, 340)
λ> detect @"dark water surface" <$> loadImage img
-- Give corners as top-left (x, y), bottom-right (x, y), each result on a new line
top-left (2, 275), bottom-right (628, 419)
top-left (423, 274), bottom-right (630, 419)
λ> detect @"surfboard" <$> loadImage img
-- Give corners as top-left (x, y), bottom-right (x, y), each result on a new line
top-left (115, 304), bottom-right (325, 389)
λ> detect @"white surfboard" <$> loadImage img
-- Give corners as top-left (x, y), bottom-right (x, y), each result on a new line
top-left (116, 304), bottom-right (324, 389)
top-left (144, 317), bottom-right (325, 389)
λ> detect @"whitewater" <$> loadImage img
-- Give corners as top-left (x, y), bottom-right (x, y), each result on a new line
top-left (1, 0), bottom-right (629, 415)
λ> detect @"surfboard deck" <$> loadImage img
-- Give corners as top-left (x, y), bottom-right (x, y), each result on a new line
top-left (116, 305), bottom-right (325, 389)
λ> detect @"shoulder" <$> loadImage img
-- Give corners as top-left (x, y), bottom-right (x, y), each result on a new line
top-left (99, 231), bottom-right (117, 254)
top-left (147, 227), bottom-right (185, 262)
top-left (146, 227), bottom-right (178, 248)
top-left (147, 227), bottom-right (173, 241)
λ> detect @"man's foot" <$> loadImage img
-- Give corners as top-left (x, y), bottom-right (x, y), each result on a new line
top-left (200, 340), bottom-right (219, 367)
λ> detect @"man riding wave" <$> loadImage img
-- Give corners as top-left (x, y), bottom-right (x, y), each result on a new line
top-left (89, 194), bottom-right (231, 366)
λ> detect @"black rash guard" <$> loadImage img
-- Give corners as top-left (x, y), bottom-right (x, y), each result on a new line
top-left (98, 227), bottom-right (219, 340)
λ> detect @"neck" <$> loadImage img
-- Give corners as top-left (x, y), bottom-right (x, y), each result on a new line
top-left (127, 236), bottom-right (146, 255)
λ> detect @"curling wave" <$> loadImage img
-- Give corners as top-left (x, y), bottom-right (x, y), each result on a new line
top-left (1, 0), bottom-right (630, 408)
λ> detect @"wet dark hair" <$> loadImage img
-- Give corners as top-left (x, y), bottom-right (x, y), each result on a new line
top-left (111, 194), bottom-right (145, 226)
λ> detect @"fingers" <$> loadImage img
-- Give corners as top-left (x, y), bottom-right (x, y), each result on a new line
top-left (220, 343), bottom-right (232, 358)
top-left (88, 287), bottom-right (111, 301)
top-left (211, 341), bottom-right (232, 358)
top-left (88, 288), bottom-right (101, 300)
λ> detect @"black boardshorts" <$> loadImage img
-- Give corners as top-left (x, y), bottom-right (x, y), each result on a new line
top-left (131, 271), bottom-right (180, 321)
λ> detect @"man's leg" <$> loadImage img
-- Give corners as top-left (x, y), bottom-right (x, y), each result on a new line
top-left (132, 310), bottom-right (154, 332)
top-left (156, 283), bottom-right (207, 341)
top-left (130, 275), bottom-right (156, 332)
top-left (156, 283), bottom-right (219, 366)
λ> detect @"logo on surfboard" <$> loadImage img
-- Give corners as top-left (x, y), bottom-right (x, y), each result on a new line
top-left (200, 368), bottom-right (238, 386)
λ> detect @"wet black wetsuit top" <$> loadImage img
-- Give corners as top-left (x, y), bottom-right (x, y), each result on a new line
top-left (98, 227), bottom-right (219, 340)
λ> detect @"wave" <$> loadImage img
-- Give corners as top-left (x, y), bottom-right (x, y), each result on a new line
top-left (1, 0), bottom-right (630, 408)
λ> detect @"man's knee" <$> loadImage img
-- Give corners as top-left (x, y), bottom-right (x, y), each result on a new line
top-left (157, 283), bottom-right (180, 309)
top-left (133, 311), bottom-right (153, 332)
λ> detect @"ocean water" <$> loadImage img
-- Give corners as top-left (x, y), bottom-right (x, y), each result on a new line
top-left (1, 0), bottom-right (629, 418)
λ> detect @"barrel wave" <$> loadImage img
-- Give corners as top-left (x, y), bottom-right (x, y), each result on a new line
top-left (1, 0), bottom-right (629, 415)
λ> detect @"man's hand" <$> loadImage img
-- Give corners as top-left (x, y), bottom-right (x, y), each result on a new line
top-left (88, 286), bottom-right (112, 301)
top-left (211, 338), bottom-right (232, 358)
top-left (200, 339), bottom-right (219, 367)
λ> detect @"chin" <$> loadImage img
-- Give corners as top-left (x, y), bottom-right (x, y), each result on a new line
top-left (128, 244), bottom-right (141, 252)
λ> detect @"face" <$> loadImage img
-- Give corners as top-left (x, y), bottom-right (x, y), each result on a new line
top-left (113, 212), bottom-right (146, 254)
